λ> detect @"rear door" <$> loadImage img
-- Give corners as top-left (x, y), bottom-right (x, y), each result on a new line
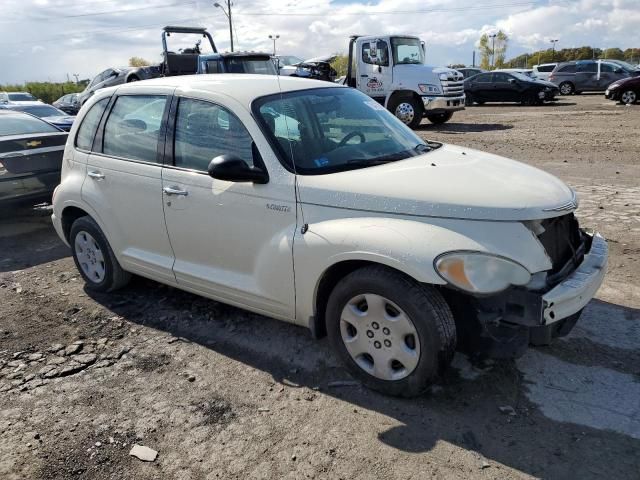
top-left (576, 62), bottom-right (597, 91)
top-left (81, 87), bottom-right (176, 284)
top-left (467, 73), bottom-right (492, 101)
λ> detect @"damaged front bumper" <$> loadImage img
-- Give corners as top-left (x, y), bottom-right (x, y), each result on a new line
top-left (446, 232), bottom-right (608, 358)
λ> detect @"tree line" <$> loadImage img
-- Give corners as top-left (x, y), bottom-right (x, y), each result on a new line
top-left (0, 82), bottom-right (86, 104)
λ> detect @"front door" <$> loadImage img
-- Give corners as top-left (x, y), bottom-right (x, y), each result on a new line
top-left (82, 92), bottom-right (176, 284)
top-left (161, 96), bottom-right (297, 319)
top-left (358, 39), bottom-right (392, 102)
top-left (491, 72), bottom-right (518, 102)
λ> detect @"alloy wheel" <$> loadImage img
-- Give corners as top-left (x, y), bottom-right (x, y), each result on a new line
top-left (340, 293), bottom-right (421, 381)
top-left (621, 90), bottom-right (637, 104)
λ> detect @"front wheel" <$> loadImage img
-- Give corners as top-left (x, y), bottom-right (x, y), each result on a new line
top-left (388, 96), bottom-right (423, 129)
top-left (70, 216), bottom-right (131, 292)
top-left (326, 266), bottom-right (456, 397)
top-left (620, 89), bottom-right (638, 105)
top-left (425, 111), bottom-right (453, 124)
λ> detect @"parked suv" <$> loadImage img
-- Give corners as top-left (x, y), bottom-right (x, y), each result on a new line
top-left (532, 63), bottom-right (557, 81)
top-left (549, 60), bottom-right (638, 95)
top-left (52, 75), bottom-right (607, 397)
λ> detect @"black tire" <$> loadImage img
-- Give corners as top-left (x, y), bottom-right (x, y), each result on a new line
top-left (70, 216), bottom-right (131, 292)
top-left (387, 95), bottom-right (423, 129)
top-left (326, 266), bottom-right (456, 397)
top-left (522, 93), bottom-right (542, 106)
top-left (425, 111), bottom-right (454, 124)
top-left (559, 81), bottom-right (574, 95)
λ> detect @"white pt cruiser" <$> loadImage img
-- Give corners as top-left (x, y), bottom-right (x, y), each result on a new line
top-left (52, 75), bottom-right (608, 396)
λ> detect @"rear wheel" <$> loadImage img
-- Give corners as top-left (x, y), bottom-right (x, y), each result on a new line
top-left (620, 89), bottom-right (638, 105)
top-left (388, 96), bottom-right (423, 129)
top-left (425, 111), bottom-right (453, 124)
top-left (70, 216), bottom-right (131, 292)
top-left (559, 81), bottom-right (574, 95)
top-left (326, 266), bottom-right (456, 397)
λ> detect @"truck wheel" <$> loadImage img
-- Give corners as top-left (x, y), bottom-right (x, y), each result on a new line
top-left (388, 96), bottom-right (423, 129)
top-left (620, 89), bottom-right (637, 104)
top-left (326, 266), bottom-right (456, 397)
top-left (70, 216), bottom-right (131, 292)
top-left (426, 112), bottom-right (453, 124)
top-left (559, 82), bottom-right (574, 95)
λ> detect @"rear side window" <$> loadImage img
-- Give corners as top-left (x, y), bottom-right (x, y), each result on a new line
top-left (75, 98), bottom-right (109, 151)
top-left (559, 64), bottom-right (577, 73)
top-left (577, 63), bottom-right (596, 73)
top-left (0, 112), bottom-right (60, 136)
top-left (174, 98), bottom-right (254, 171)
top-left (103, 95), bottom-right (167, 162)
top-left (474, 73), bottom-right (491, 82)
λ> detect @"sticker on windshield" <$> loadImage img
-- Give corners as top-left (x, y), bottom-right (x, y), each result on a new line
top-left (313, 157), bottom-right (330, 167)
top-left (364, 100), bottom-right (386, 111)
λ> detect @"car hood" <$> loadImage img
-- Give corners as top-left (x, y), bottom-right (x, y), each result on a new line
top-left (392, 64), bottom-right (463, 82)
top-left (609, 76), bottom-right (640, 88)
top-left (298, 144), bottom-right (576, 221)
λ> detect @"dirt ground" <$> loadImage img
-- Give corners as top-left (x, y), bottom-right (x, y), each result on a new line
top-left (1, 94), bottom-right (639, 480)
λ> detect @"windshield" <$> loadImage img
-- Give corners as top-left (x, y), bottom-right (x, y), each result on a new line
top-left (8, 92), bottom-right (37, 101)
top-left (226, 58), bottom-right (277, 75)
top-left (0, 112), bottom-right (60, 136)
top-left (391, 37), bottom-right (424, 65)
top-left (279, 56), bottom-right (303, 66)
top-left (15, 105), bottom-right (65, 117)
top-left (254, 87), bottom-right (431, 175)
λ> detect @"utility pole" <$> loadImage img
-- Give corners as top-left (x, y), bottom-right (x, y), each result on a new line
top-left (73, 74), bottom-right (80, 84)
top-left (472, 50), bottom-right (475, 67)
top-left (489, 33), bottom-right (497, 68)
top-left (550, 39), bottom-right (558, 61)
top-left (214, 1), bottom-right (234, 52)
top-left (269, 34), bottom-right (280, 55)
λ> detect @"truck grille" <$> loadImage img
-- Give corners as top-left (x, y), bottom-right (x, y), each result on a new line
top-left (537, 214), bottom-right (584, 275)
top-left (440, 74), bottom-right (465, 97)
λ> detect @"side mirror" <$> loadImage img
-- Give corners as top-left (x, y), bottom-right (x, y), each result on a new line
top-left (207, 154), bottom-right (269, 184)
top-left (508, 78), bottom-right (516, 84)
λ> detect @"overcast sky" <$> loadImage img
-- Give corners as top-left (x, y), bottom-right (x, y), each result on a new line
top-left (1, 0), bottom-right (639, 84)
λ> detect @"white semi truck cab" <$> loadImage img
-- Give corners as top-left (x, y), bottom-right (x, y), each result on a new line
top-left (346, 35), bottom-right (465, 128)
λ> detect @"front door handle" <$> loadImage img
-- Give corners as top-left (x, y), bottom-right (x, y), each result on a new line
top-left (87, 170), bottom-right (105, 180)
top-left (360, 74), bottom-right (369, 78)
top-left (163, 186), bottom-right (189, 196)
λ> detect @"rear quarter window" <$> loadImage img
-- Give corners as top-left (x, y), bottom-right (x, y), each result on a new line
top-left (75, 98), bottom-right (110, 151)
top-left (558, 64), bottom-right (577, 73)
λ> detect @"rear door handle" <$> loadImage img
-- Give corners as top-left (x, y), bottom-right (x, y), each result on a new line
top-left (360, 74), bottom-right (369, 78)
top-left (87, 170), bottom-right (105, 180)
top-left (163, 186), bottom-right (188, 196)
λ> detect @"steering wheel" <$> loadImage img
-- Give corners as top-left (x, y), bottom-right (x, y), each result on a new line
top-left (337, 131), bottom-right (365, 148)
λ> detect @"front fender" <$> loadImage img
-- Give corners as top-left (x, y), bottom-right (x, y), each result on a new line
top-left (293, 213), bottom-right (550, 327)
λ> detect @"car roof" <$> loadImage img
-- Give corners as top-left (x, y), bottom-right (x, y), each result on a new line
top-left (108, 74), bottom-right (341, 106)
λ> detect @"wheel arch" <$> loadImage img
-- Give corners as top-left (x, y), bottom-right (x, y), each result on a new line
top-left (385, 89), bottom-right (422, 109)
top-left (61, 205), bottom-right (91, 243)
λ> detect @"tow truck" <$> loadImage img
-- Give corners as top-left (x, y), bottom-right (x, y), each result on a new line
top-left (344, 35), bottom-right (465, 128)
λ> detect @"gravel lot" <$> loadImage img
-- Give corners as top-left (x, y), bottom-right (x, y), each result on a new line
top-left (1, 94), bottom-right (638, 480)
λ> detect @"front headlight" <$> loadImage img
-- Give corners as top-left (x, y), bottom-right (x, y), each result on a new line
top-left (434, 252), bottom-right (531, 294)
top-left (418, 84), bottom-right (441, 94)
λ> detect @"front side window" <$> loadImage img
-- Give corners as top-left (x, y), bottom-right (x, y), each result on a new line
top-left (391, 37), bottom-right (424, 65)
top-left (103, 95), bottom-right (167, 162)
top-left (492, 72), bottom-right (511, 83)
top-left (255, 87), bottom-right (431, 175)
top-left (474, 73), bottom-right (491, 83)
top-left (362, 40), bottom-right (389, 66)
top-left (75, 97), bottom-right (110, 150)
top-left (174, 98), bottom-right (254, 171)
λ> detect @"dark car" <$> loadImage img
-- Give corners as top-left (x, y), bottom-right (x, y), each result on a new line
top-left (549, 60), bottom-right (639, 95)
top-left (0, 110), bottom-right (67, 206)
top-left (605, 76), bottom-right (640, 104)
top-left (53, 93), bottom-right (80, 115)
top-left (464, 71), bottom-right (559, 105)
top-left (1, 104), bottom-right (75, 131)
top-left (77, 65), bottom-right (161, 106)
top-left (455, 67), bottom-right (486, 79)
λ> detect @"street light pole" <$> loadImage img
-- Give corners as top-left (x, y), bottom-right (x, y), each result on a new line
top-left (489, 33), bottom-right (497, 68)
top-left (214, 1), bottom-right (234, 52)
top-left (550, 39), bottom-right (558, 61)
top-left (269, 34), bottom-right (279, 55)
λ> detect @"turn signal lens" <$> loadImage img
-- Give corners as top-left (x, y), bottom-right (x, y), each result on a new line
top-left (435, 252), bottom-right (531, 294)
